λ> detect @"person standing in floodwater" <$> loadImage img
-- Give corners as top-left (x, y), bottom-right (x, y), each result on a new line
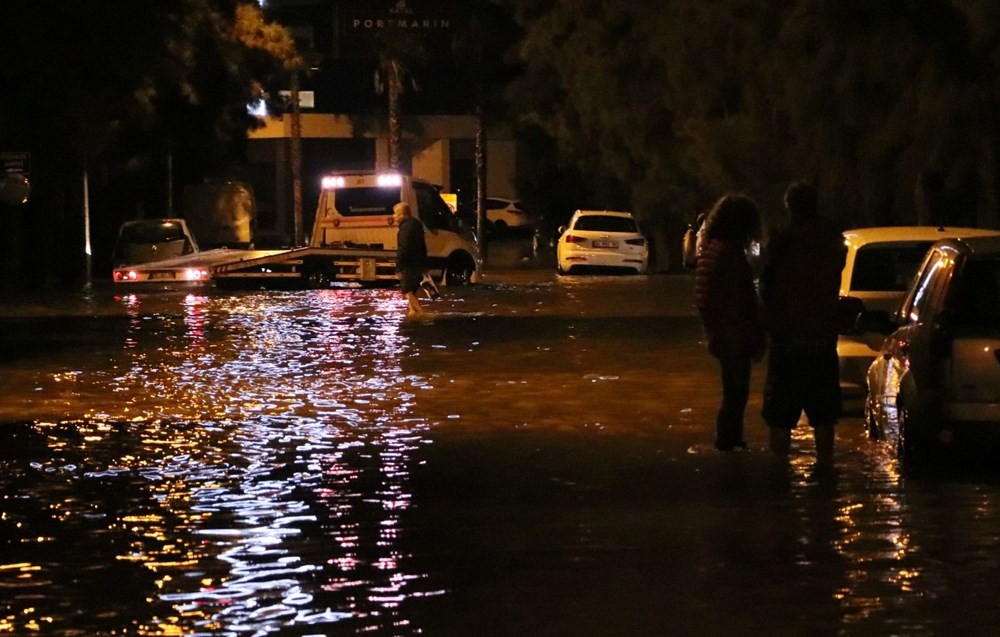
top-left (759, 181), bottom-right (846, 467)
top-left (694, 193), bottom-right (766, 451)
top-left (394, 202), bottom-right (427, 318)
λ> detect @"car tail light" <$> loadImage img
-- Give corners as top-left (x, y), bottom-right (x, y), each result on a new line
top-left (564, 234), bottom-right (587, 244)
top-left (625, 238), bottom-right (646, 246)
top-left (184, 268), bottom-right (209, 281)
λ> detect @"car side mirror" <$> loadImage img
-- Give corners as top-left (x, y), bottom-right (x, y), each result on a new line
top-left (557, 226), bottom-right (566, 235)
top-left (855, 309), bottom-right (896, 335)
top-left (837, 296), bottom-right (866, 335)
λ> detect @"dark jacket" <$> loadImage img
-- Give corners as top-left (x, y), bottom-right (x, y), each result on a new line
top-left (694, 237), bottom-right (765, 360)
top-left (760, 214), bottom-right (846, 337)
top-left (396, 216), bottom-right (427, 271)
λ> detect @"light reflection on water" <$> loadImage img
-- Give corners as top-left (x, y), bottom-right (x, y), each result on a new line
top-left (1, 274), bottom-right (1000, 635)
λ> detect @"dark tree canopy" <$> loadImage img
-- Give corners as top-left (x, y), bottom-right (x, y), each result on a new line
top-left (505, 0), bottom-right (1000, 244)
top-left (0, 0), bottom-right (294, 286)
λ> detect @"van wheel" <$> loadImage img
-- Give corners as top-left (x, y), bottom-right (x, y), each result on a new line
top-left (445, 252), bottom-right (476, 286)
top-left (864, 395), bottom-right (880, 440)
top-left (896, 398), bottom-right (930, 471)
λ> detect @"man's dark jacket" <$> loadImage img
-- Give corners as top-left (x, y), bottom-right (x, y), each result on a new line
top-left (397, 216), bottom-right (427, 271)
top-left (760, 215), bottom-right (846, 337)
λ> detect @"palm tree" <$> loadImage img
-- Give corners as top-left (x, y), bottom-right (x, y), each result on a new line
top-left (451, 1), bottom-right (522, 251)
top-left (374, 55), bottom-right (417, 172)
top-left (373, 29), bottom-right (424, 173)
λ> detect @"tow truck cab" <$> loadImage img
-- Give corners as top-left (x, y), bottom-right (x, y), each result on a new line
top-left (313, 173), bottom-right (480, 285)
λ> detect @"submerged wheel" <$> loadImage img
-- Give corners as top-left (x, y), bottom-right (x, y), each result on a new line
top-left (864, 395), bottom-right (881, 441)
top-left (896, 398), bottom-right (930, 470)
top-left (305, 271), bottom-right (329, 289)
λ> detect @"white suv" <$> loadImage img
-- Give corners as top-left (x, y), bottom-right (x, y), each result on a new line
top-left (556, 210), bottom-right (649, 274)
top-left (859, 235), bottom-right (1000, 465)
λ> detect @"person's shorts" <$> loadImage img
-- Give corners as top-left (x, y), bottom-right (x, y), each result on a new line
top-left (399, 268), bottom-right (423, 294)
top-left (762, 335), bottom-right (841, 429)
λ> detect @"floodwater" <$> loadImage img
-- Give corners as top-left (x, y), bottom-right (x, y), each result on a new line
top-left (1, 268), bottom-right (1000, 637)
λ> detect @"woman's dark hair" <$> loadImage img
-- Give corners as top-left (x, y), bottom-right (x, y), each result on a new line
top-left (703, 193), bottom-right (761, 247)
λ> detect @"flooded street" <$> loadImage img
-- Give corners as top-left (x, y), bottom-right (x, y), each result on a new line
top-left (2, 267), bottom-right (1000, 636)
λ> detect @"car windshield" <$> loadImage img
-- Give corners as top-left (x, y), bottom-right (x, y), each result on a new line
top-left (573, 215), bottom-right (637, 233)
top-left (850, 241), bottom-right (934, 291)
top-left (119, 221), bottom-right (187, 244)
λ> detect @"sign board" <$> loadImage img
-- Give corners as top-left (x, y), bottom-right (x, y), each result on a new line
top-left (336, 0), bottom-right (455, 58)
top-left (1, 151), bottom-right (30, 175)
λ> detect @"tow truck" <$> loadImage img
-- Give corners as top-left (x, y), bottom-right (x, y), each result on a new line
top-left (112, 173), bottom-right (481, 290)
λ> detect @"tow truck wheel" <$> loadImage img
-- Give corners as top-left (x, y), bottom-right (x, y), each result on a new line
top-left (305, 269), bottom-right (331, 289)
top-left (445, 252), bottom-right (476, 286)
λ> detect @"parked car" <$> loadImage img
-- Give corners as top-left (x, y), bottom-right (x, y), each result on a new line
top-left (456, 198), bottom-right (534, 236)
top-left (858, 235), bottom-right (1000, 466)
top-left (837, 226), bottom-right (1000, 404)
top-left (482, 197), bottom-right (533, 233)
top-left (556, 210), bottom-right (649, 274)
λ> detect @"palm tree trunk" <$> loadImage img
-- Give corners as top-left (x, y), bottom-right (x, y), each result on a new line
top-left (389, 63), bottom-right (401, 171)
top-left (290, 68), bottom-right (303, 245)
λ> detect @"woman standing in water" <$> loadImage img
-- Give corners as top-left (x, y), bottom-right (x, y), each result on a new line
top-left (693, 194), bottom-right (765, 451)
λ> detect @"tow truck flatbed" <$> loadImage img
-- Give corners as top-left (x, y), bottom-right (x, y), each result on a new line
top-left (113, 246), bottom-right (398, 290)
top-left (112, 171), bottom-right (481, 291)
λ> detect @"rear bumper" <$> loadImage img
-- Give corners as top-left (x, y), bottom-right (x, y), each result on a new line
top-left (558, 250), bottom-right (648, 273)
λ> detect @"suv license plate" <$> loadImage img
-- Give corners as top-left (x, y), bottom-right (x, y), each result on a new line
top-left (593, 240), bottom-right (618, 248)
top-left (149, 271), bottom-right (176, 280)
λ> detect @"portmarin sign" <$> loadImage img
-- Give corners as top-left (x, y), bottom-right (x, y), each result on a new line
top-left (340, 0), bottom-right (452, 40)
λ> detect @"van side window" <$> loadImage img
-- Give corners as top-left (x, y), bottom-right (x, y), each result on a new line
top-left (850, 241), bottom-right (933, 292)
top-left (414, 183), bottom-right (455, 232)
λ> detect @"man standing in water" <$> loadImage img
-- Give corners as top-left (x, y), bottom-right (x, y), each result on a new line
top-left (760, 181), bottom-right (847, 468)
top-left (394, 202), bottom-right (427, 318)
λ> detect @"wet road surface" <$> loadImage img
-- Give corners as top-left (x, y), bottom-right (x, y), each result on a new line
top-left (1, 270), bottom-right (1000, 636)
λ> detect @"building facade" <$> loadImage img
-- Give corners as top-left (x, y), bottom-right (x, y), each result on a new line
top-left (247, 0), bottom-right (520, 244)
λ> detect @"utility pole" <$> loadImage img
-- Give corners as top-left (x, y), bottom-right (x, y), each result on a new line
top-left (475, 77), bottom-right (488, 262)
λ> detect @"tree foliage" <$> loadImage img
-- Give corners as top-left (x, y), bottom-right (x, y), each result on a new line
top-left (0, 0), bottom-right (294, 284)
top-left (505, 0), bottom-right (1000, 251)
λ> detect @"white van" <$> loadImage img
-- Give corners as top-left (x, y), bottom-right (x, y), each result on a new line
top-left (313, 173), bottom-right (481, 285)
